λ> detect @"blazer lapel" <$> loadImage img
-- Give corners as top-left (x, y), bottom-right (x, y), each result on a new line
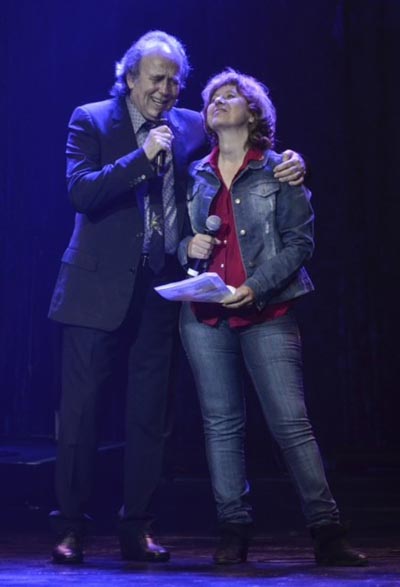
top-left (111, 98), bottom-right (139, 155)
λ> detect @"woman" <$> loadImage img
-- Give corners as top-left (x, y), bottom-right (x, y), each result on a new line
top-left (178, 69), bottom-right (367, 567)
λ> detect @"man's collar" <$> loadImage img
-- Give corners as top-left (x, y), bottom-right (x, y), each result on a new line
top-left (125, 97), bottom-right (171, 134)
top-left (125, 97), bottom-right (148, 134)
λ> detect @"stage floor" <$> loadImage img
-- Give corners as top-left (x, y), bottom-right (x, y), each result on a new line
top-left (1, 439), bottom-right (399, 585)
top-left (0, 532), bottom-right (399, 587)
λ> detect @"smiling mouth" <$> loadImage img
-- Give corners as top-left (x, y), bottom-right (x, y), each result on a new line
top-left (152, 97), bottom-right (169, 107)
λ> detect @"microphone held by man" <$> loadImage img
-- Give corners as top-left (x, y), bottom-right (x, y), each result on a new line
top-left (142, 118), bottom-right (172, 176)
top-left (187, 215), bottom-right (222, 277)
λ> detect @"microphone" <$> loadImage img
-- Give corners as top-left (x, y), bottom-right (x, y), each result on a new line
top-left (155, 150), bottom-right (166, 176)
top-left (154, 118), bottom-right (168, 176)
top-left (187, 215), bottom-right (222, 277)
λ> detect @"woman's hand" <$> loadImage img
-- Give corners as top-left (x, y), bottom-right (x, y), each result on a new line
top-left (188, 233), bottom-right (221, 259)
top-left (221, 285), bottom-right (255, 309)
top-left (274, 149), bottom-right (306, 186)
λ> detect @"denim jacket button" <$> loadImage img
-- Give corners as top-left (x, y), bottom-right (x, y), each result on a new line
top-left (235, 198), bottom-right (241, 204)
top-left (239, 229), bottom-right (247, 236)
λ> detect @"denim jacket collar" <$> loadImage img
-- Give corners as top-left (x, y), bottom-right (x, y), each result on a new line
top-left (192, 149), bottom-right (272, 175)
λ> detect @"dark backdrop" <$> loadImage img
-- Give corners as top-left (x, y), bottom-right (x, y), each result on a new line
top-left (1, 0), bottom-right (399, 474)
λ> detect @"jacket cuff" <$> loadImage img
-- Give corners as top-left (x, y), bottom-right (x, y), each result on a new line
top-left (117, 147), bottom-right (156, 188)
top-left (177, 236), bottom-right (192, 268)
top-left (245, 276), bottom-right (269, 311)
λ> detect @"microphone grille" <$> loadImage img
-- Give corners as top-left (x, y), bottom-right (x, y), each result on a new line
top-left (205, 215), bottom-right (222, 233)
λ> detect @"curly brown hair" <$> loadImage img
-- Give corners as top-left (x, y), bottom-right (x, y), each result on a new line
top-left (201, 68), bottom-right (276, 150)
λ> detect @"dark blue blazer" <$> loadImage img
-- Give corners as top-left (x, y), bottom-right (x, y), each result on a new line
top-left (49, 97), bottom-right (207, 331)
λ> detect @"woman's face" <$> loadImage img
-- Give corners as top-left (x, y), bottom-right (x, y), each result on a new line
top-left (206, 84), bottom-right (252, 133)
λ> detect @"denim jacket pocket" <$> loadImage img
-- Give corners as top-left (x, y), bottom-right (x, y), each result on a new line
top-left (61, 247), bottom-right (98, 272)
top-left (247, 181), bottom-right (280, 199)
top-left (189, 177), bottom-right (219, 200)
top-left (187, 178), bottom-right (220, 233)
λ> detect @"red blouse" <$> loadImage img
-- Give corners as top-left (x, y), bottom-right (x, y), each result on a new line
top-left (192, 147), bottom-right (291, 328)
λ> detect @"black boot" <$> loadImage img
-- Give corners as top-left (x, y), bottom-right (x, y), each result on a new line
top-left (213, 522), bottom-right (252, 565)
top-left (311, 523), bottom-right (368, 566)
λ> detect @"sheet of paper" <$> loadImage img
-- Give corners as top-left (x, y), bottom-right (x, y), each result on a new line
top-left (154, 272), bottom-right (235, 303)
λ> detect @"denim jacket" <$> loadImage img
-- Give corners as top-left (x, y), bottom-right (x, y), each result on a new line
top-left (179, 149), bottom-right (315, 310)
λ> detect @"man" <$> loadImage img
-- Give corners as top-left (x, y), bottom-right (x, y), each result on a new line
top-left (48, 30), bottom-right (305, 564)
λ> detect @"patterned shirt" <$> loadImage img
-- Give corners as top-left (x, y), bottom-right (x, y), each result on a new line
top-left (125, 97), bottom-right (178, 254)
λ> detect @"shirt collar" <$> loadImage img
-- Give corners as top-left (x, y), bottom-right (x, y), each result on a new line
top-left (125, 97), bottom-right (148, 135)
top-left (207, 146), bottom-right (264, 171)
top-left (125, 97), bottom-right (172, 135)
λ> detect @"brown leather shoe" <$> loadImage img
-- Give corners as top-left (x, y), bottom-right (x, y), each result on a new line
top-left (52, 530), bottom-right (83, 564)
top-left (120, 533), bottom-right (170, 562)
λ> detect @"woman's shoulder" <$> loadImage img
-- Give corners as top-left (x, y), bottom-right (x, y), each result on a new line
top-left (189, 155), bottom-right (212, 175)
top-left (264, 149), bottom-right (283, 168)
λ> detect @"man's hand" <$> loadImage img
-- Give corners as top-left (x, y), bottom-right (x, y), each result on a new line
top-left (221, 285), bottom-right (255, 309)
top-left (143, 125), bottom-right (174, 161)
top-left (274, 149), bottom-right (306, 186)
top-left (188, 233), bottom-right (220, 259)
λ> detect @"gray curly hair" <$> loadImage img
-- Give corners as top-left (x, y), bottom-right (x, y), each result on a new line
top-left (110, 30), bottom-right (191, 97)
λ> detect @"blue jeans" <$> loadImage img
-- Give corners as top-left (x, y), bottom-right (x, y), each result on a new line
top-left (179, 303), bottom-right (339, 527)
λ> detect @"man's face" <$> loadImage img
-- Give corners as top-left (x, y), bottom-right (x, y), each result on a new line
top-left (127, 49), bottom-right (181, 121)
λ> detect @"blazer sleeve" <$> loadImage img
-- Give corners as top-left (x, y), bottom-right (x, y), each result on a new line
top-left (66, 105), bottom-right (155, 214)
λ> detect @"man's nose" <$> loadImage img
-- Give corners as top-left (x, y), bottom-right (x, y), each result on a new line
top-left (159, 80), bottom-right (169, 94)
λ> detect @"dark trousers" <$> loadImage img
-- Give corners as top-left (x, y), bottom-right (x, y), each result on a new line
top-left (54, 257), bottom-right (182, 534)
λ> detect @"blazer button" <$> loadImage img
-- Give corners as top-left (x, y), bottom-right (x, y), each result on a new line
top-left (239, 229), bottom-right (247, 236)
